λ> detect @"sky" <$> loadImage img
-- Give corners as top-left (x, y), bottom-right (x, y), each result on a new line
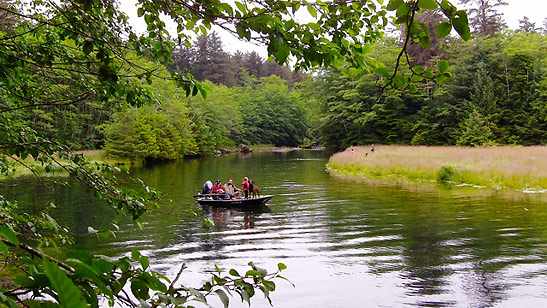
top-left (119, 0), bottom-right (547, 58)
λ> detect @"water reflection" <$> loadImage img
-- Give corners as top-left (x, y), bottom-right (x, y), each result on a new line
top-left (2, 150), bottom-right (547, 307)
top-left (201, 205), bottom-right (271, 230)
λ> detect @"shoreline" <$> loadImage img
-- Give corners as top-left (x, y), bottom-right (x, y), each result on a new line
top-left (0, 146), bottom-right (318, 180)
top-left (327, 145), bottom-right (547, 194)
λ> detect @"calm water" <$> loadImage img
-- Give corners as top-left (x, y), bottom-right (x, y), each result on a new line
top-left (3, 150), bottom-right (547, 307)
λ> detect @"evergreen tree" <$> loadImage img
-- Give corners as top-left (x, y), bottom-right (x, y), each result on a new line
top-left (456, 109), bottom-right (494, 146)
top-left (0, 0), bottom-right (17, 32)
top-left (460, 0), bottom-right (507, 36)
top-left (191, 32), bottom-right (238, 86)
top-left (518, 16), bottom-right (538, 33)
top-left (468, 64), bottom-right (497, 118)
top-left (243, 51), bottom-right (264, 77)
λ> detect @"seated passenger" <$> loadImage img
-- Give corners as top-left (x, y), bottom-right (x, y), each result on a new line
top-left (211, 180), bottom-right (225, 200)
top-left (225, 178), bottom-right (241, 199)
top-left (202, 180), bottom-right (213, 195)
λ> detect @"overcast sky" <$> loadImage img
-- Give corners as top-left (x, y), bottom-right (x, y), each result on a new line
top-left (119, 0), bottom-right (547, 57)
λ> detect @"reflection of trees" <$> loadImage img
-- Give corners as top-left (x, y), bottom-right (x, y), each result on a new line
top-left (401, 235), bottom-right (452, 297)
top-left (322, 181), bottom-right (547, 305)
top-left (0, 178), bottom-right (113, 235)
top-left (462, 261), bottom-right (508, 308)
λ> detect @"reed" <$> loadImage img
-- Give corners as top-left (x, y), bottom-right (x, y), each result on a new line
top-left (327, 145), bottom-right (547, 192)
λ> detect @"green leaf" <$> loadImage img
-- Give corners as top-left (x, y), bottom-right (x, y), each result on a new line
top-left (438, 60), bottom-right (449, 73)
top-left (386, 0), bottom-right (404, 11)
top-left (396, 3), bottom-right (410, 19)
top-left (0, 241), bottom-right (8, 256)
top-left (215, 289), bottom-right (229, 308)
top-left (410, 75), bottom-right (424, 82)
top-left (263, 280), bottom-right (276, 291)
top-left (418, 0), bottom-right (438, 10)
top-left (139, 256), bottom-right (149, 270)
top-left (393, 72), bottom-right (406, 88)
top-left (436, 73), bottom-right (449, 84)
top-left (436, 22), bottom-right (452, 38)
top-left (452, 11), bottom-right (470, 41)
top-left (235, 1), bottom-right (246, 13)
top-left (145, 273), bottom-right (167, 292)
top-left (43, 259), bottom-right (89, 308)
top-left (67, 250), bottom-right (94, 265)
top-left (275, 43), bottom-right (290, 64)
top-left (307, 5), bottom-right (317, 18)
top-left (277, 263), bottom-right (287, 271)
top-left (413, 65), bottom-right (425, 74)
top-left (130, 280), bottom-right (150, 300)
top-left (424, 68), bottom-right (434, 79)
top-left (245, 270), bottom-right (260, 277)
top-left (418, 35), bottom-right (430, 49)
top-left (229, 269), bottom-right (240, 276)
top-left (0, 225), bottom-right (19, 246)
top-left (374, 67), bottom-right (391, 77)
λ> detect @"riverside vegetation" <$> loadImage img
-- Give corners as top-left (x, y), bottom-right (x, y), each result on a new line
top-left (328, 145), bottom-right (547, 192)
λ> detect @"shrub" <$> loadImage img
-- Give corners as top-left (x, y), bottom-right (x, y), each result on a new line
top-left (436, 164), bottom-right (459, 182)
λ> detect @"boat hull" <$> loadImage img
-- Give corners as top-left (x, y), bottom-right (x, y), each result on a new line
top-left (196, 195), bottom-right (273, 207)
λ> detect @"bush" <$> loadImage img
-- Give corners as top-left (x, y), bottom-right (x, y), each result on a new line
top-left (436, 164), bottom-right (459, 182)
top-left (102, 103), bottom-right (198, 160)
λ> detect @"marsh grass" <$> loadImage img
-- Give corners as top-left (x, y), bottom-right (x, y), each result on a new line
top-left (327, 145), bottom-right (547, 191)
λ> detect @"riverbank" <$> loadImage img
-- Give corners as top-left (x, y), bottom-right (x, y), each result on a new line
top-left (0, 150), bottom-right (139, 180)
top-left (0, 146), bottom-right (307, 180)
top-left (327, 145), bottom-right (547, 193)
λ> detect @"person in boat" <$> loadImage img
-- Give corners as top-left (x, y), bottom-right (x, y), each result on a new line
top-left (241, 177), bottom-right (250, 199)
top-left (211, 180), bottom-right (225, 200)
top-left (202, 180), bottom-right (213, 195)
top-left (225, 178), bottom-right (241, 199)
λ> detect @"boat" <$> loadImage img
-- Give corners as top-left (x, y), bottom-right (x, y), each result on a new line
top-left (194, 194), bottom-right (273, 207)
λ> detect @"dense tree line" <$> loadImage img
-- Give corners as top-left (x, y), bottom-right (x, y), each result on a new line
top-left (304, 8), bottom-right (547, 150)
top-left (306, 32), bottom-right (547, 150)
top-left (6, 1), bottom-right (545, 159)
top-left (4, 30), bottom-right (310, 159)
top-left (101, 56), bottom-right (308, 160)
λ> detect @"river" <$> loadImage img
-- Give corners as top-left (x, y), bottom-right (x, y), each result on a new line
top-left (4, 150), bottom-right (547, 307)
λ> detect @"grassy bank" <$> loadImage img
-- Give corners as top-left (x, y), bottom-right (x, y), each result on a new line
top-left (0, 150), bottom-right (140, 180)
top-left (327, 145), bottom-right (547, 192)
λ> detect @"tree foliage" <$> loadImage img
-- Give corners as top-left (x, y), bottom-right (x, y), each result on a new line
top-left (460, 0), bottom-right (507, 36)
top-left (307, 31), bottom-right (547, 150)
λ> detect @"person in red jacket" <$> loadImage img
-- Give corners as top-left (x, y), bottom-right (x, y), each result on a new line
top-left (211, 180), bottom-right (225, 199)
top-left (241, 177), bottom-right (250, 199)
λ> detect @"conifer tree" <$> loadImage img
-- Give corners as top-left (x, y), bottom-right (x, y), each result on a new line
top-left (460, 0), bottom-right (507, 36)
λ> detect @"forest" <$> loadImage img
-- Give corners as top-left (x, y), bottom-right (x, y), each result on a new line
top-left (6, 2), bottom-right (544, 161)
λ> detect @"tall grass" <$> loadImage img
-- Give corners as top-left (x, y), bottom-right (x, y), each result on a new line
top-left (327, 145), bottom-right (547, 191)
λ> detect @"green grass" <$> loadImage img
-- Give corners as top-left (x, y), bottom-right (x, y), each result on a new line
top-left (328, 145), bottom-right (547, 192)
top-left (0, 150), bottom-right (141, 180)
